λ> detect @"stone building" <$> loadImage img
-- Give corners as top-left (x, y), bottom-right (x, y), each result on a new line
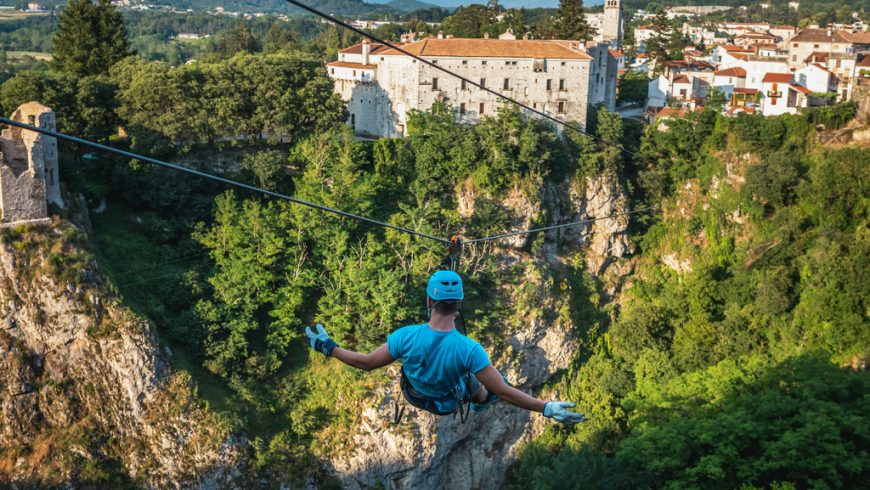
top-left (0, 102), bottom-right (62, 227)
top-left (329, 35), bottom-right (617, 138)
top-left (602, 0), bottom-right (623, 49)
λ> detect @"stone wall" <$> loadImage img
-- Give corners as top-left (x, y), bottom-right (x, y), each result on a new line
top-left (0, 102), bottom-right (61, 226)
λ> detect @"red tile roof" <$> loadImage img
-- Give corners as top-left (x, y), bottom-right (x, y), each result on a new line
top-left (714, 67), bottom-right (747, 77)
top-left (664, 60), bottom-right (715, 71)
top-left (339, 42), bottom-right (397, 55)
top-left (790, 84), bottom-right (811, 94)
top-left (380, 38), bottom-right (593, 60)
top-left (804, 51), bottom-right (830, 62)
top-left (858, 54), bottom-right (870, 67)
top-left (789, 28), bottom-right (870, 44)
top-left (609, 49), bottom-right (624, 58)
top-left (763, 72), bottom-right (793, 83)
top-left (656, 106), bottom-right (703, 118)
top-left (327, 61), bottom-right (378, 70)
top-left (673, 74), bottom-right (691, 84)
top-left (727, 106), bottom-right (756, 115)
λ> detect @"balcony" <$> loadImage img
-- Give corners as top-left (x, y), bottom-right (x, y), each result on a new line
top-left (766, 90), bottom-right (782, 98)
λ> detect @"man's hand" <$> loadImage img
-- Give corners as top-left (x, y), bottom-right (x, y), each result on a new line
top-left (306, 324), bottom-right (338, 357)
top-left (543, 401), bottom-right (585, 425)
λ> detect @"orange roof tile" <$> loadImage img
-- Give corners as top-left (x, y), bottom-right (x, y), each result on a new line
top-left (762, 72), bottom-right (793, 83)
top-left (790, 84), bottom-right (811, 94)
top-left (714, 67), bottom-right (747, 77)
top-left (379, 38), bottom-right (593, 60)
top-left (339, 42), bottom-right (398, 55)
top-left (327, 61), bottom-right (378, 70)
top-left (609, 49), bottom-right (624, 57)
top-left (673, 74), bottom-right (691, 84)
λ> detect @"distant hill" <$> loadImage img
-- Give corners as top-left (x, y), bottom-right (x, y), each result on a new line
top-left (385, 0), bottom-right (439, 11)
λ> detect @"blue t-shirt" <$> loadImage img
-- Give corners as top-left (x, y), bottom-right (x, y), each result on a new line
top-left (388, 324), bottom-right (490, 412)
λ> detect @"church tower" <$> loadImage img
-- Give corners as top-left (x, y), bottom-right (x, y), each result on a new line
top-left (602, 0), bottom-right (623, 49)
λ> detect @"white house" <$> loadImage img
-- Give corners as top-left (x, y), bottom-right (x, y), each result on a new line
top-left (760, 72), bottom-right (808, 116)
top-left (647, 75), bottom-right (670, 108)
top-left (794, 63), bottom-right (837, 94)
top-left (712, 66), bottom-right (747, 99)
top-left (328, 35), bottom-right (597, 137)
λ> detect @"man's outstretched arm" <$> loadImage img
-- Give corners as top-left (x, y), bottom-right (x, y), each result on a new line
top-left (475, 365), bottom-right (585, 424)
top-left (475, 365), bottom-right (546, 412)
top-left (332, 344), bottom-right (394, 371)
top-left (306, 324), bottom-right (395, 371)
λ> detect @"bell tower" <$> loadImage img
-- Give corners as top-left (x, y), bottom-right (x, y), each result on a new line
top-left (602, 0), bottom-right (623, 49)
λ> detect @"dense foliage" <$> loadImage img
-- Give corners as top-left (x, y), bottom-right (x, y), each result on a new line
top-left (0, 2), bottom-right (867, 486)
top-left (507, 105), bottom-right (869, 489)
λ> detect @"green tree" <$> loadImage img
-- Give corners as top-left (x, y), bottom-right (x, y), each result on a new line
top-left (617, 69), bottom-right (649, 106)
top-left (217, 22), bottom-right (261, 57)
top-left (646, 9), bottom-right (674, 75)
top-left (551, 0), bottom-right (592, 40)
top-left (263, 22), bottom-right (296, 53)
top-left (52, 0), bottom-right (130, 77)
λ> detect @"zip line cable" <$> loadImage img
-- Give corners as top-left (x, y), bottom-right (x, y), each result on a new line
top-left (282, 0), bottom-right (646, 162)
top-left (464, 205), bottom-right (657, 244)
top-left (2, 118), bottom-right (656, 249)
top-left (0, 117), bottom-right (452, 246)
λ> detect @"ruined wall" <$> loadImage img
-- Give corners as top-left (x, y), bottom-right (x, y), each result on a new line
top-left (0, 102), bottom-right (61, 226)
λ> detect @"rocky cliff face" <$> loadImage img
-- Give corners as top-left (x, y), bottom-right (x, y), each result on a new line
top-left (327, 173), bottom-right (631, 489)
top-left (0, 222), bottom-right (243, 488)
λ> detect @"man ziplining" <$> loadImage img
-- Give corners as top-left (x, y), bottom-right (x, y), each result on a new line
top-left (306, 270), bottom-right (585, 425)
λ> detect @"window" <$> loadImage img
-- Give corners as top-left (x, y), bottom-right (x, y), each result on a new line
top-left (482, 60), bottom-right (487, 65)
top-left (559, 79), bottom-right (566, 91)
top-left (461, 80), bottom-right (467, 90)
top-left (561, 61), bottom-right (566, 66)
top-left (432, 78), bottom-right (439, 90)
top-left (460, 103), bottom-right (466, 115)
top-left (792, 43), bottom-right (798, 47)
top-left (479, 103), bottom-right (485, 114)
top-left (792, 55), bottom-right (797, 62)
top-left (353, 70), bottom-right (356, 76)
top-left (546, 79), bottom-right (553, 90)
top-left (505, 61), bottom-right (511, 65)
top-left (480, 78), bottom-right (486, 88)
top-left (557, 101), bottom-right (565, 113)
top-left (350, 113), bottom-right (356, 128)
top-left (813, 44), bottom-right (819, 48)
top-left (462, 60), bottom-right (468, 65)
top-left (503, 78), bottom-right (510, 90)
top-left (330, 68), bottom-right (334, 74)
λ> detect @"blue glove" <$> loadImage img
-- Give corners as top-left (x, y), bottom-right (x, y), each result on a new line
top-left (543, 401), bottom-right (585, 425)
top-left (305, 324), bottom-right (338, 357)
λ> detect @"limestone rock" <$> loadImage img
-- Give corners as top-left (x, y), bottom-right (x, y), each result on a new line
top-left (0, 222), bottom-right (244, 487)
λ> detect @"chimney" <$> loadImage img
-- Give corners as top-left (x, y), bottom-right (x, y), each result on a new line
top-left (362, 38), bottom-right (371, 65)
top-left (484, 32), bottom-right (490, 39)
top-left (438, 30), bottom-right (444, 39)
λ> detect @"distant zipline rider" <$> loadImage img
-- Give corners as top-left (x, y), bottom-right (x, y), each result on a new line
top-left (306, 271), bottom-right (585, 425)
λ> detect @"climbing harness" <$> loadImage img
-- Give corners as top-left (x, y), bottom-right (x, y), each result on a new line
top-left (447, 236), bottom-right (463, 271)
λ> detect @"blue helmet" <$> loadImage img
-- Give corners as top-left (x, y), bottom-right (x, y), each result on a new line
top-left (426, 270), bottom-right (464, 301)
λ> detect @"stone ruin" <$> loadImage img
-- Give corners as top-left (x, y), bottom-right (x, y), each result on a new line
top-left (0, 102), bottom-right (62, 227)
